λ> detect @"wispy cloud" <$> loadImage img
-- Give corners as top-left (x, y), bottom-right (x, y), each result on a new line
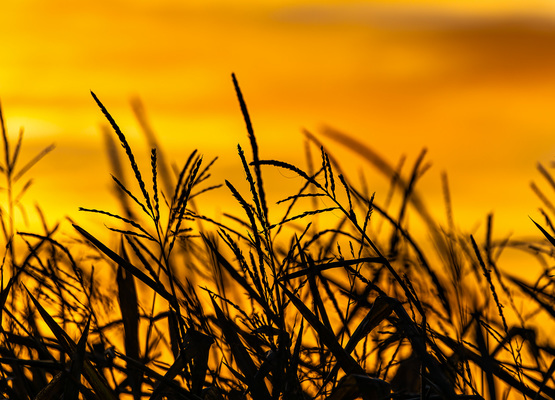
top-left (274, 3), bottom-right (555, 30)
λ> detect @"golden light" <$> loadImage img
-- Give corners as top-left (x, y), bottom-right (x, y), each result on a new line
top-left (2, 0), bottom-right (555, 256)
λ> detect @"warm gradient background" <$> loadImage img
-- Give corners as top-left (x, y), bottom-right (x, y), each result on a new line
top-left (3, 0), bottom-right (555, 249)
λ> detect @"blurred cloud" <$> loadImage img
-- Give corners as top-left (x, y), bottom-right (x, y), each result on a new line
top-left (273, 2), bottom-right (555, 28)
top-left (2, 0), bottom-right (555, 238)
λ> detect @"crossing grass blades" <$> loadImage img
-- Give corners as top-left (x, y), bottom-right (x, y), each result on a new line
top-left (1, 75), bottom-right (555, 399)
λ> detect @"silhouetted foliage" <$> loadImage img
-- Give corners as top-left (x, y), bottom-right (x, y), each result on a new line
top-left (0, 75), bottom-right (554, 400)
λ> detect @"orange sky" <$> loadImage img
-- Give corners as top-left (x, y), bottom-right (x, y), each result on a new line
top-left (2, 0), bottom-right (555, 251)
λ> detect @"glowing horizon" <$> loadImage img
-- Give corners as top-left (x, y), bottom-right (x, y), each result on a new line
top-left (2, 0), bottom-right (555, 247)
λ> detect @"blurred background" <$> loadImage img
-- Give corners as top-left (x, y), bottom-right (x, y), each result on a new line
top-left (2, 0), bottom-right (555, 250)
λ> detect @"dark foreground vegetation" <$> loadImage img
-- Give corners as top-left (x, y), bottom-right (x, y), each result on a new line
top-left (1, 75), bottom-right (555, 400)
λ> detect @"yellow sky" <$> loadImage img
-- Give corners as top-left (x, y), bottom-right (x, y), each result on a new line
top-left (2, 0), bottom-right (555, 249)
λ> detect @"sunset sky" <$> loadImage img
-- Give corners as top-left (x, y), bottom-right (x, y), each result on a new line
top-left (3, 0), bottom-right (555, 249)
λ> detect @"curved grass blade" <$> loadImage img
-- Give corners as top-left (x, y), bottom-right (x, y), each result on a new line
top-left (149, 352), bottom-right (187, 400)
top-left (201, 232), bottom-right (277, 324)
top-left (437, 331), bottom-right (548, 400)
top-left (279, 283), bottom-right (366, 376)
top-left (24, 286), bottom-right (74, 350)
top-left (211, 296), bottom-right (272, 400)
top-left (79, 207), bottom-right (154, 240)
top-left (73, 224), bottom-right (174, 304)
top-left (296, 235), bottom-right (332, 332)
top-left (115, 350), bottom-right (201, 400)
top-left (0, 274), bottom-right (16, 322)
top-left (507, 274), bottom-right (555, 319)
top-left (238, 143), bottom-right (265, 227)
top-left (24, 287), bottom-right (117, 400)
top-left (34, 372), bottom-right (65, 400)
top-left (13, 143), bottom-right (55, 183)
top-left (151, 329), bottom-right (213, 399)
top-left (279, 256), bottom-right (386, 281)
top-left (269, 207), bottom-right (340, 230)
top-left (322, 296), bottom-right (393, 389)
top-left (111, 174), bottom-right (152, 218)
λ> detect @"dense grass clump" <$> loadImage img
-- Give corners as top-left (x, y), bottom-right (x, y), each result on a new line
top-left (1, 75), bottom-right (555, 400)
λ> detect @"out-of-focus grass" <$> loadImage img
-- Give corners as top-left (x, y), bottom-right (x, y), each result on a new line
top-left (1, 75), bottom-right (555, 399)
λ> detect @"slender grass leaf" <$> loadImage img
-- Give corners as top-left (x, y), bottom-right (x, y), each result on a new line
top-left (64, 315), bottom-right (91, 400)
top-left (237, 144), bottom-right (265, 226)
top-left (211, 296), bottom-right (272, 400)
top-left (184, 329), bottom-right (214, 396)
top-left (25, 287), bottom-right (117, 400)
top-left (106, 226), bottom-right (157, 242)
top-left (8, 127), bottom-right (23, 173)
top-left (149, 352), bottom-right (187, 400)
top-left (13, 143), bottom-right (55, 183)
top-left (202, 232), bottom-right (277, 324)
top-left (73, 224), bottom-right (173, 304)
top-left (168, 308), bottom-right (181, 359)
top-left (338, 174), bottom-right (356, 223)
top-left (0, 274), bottom-right (16, 322)
top-left (531, 217), bottom-right (555, 248)
top-left (24, 286), bottom-right (74, 351)
top-left (474, 315), bottom-right (496, 400)
top-left (284, 319), bottom-right (305, 399)
top-left (171, 150), bottom-right (197, 209)
top-left (296, 235), bottom-right (332, 332)
top-left (322, 296), bottom-right (393, 389)
top-left (255, 159), bottom-right (318, 187)
top-left (152, 328), bottom-right (213, 399)
top-left (117, 242), bottom-right (141, 400)
top-left (507, 274), bottom-right (555, 320)
top-left (471, 234), bottom-right (508, 332)
top-left (534, 357), bottom-right (555, 400)
top-left (115, 351), bottom-right (200, 400)
top-left (111, 174), bottom-right (152, 218)
top-left (34, 372), bottom-right (65, 400)
top-left (280, 256), bottom-right (386, 281)
top-left (437, 332), bottom-right (548, 400)
top-left (79, 207), bottom-right (154, 240)
top-left (269, 207), bottom-right (340, 229)
top-left (279, 283), bottom-right (366, 376)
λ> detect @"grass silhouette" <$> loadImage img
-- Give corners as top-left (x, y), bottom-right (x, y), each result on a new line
top-left (0, 74), bottom-right (554, 399)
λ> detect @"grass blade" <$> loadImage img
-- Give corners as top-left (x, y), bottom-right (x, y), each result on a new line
top-left (279, 283), bottom-right (366, 376)
top-left (531, 217), bottom-right (555, 247)
top-left (64, 315), bottom-right (91, 400)
top-left (25, 287), bottom-right (117, 400)
top-left (211, 296), bottom-right (272, 400)
top-left (117, 241), bottom-right (141, 400)
top-left (73, 224), bottom-right (174, 304)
